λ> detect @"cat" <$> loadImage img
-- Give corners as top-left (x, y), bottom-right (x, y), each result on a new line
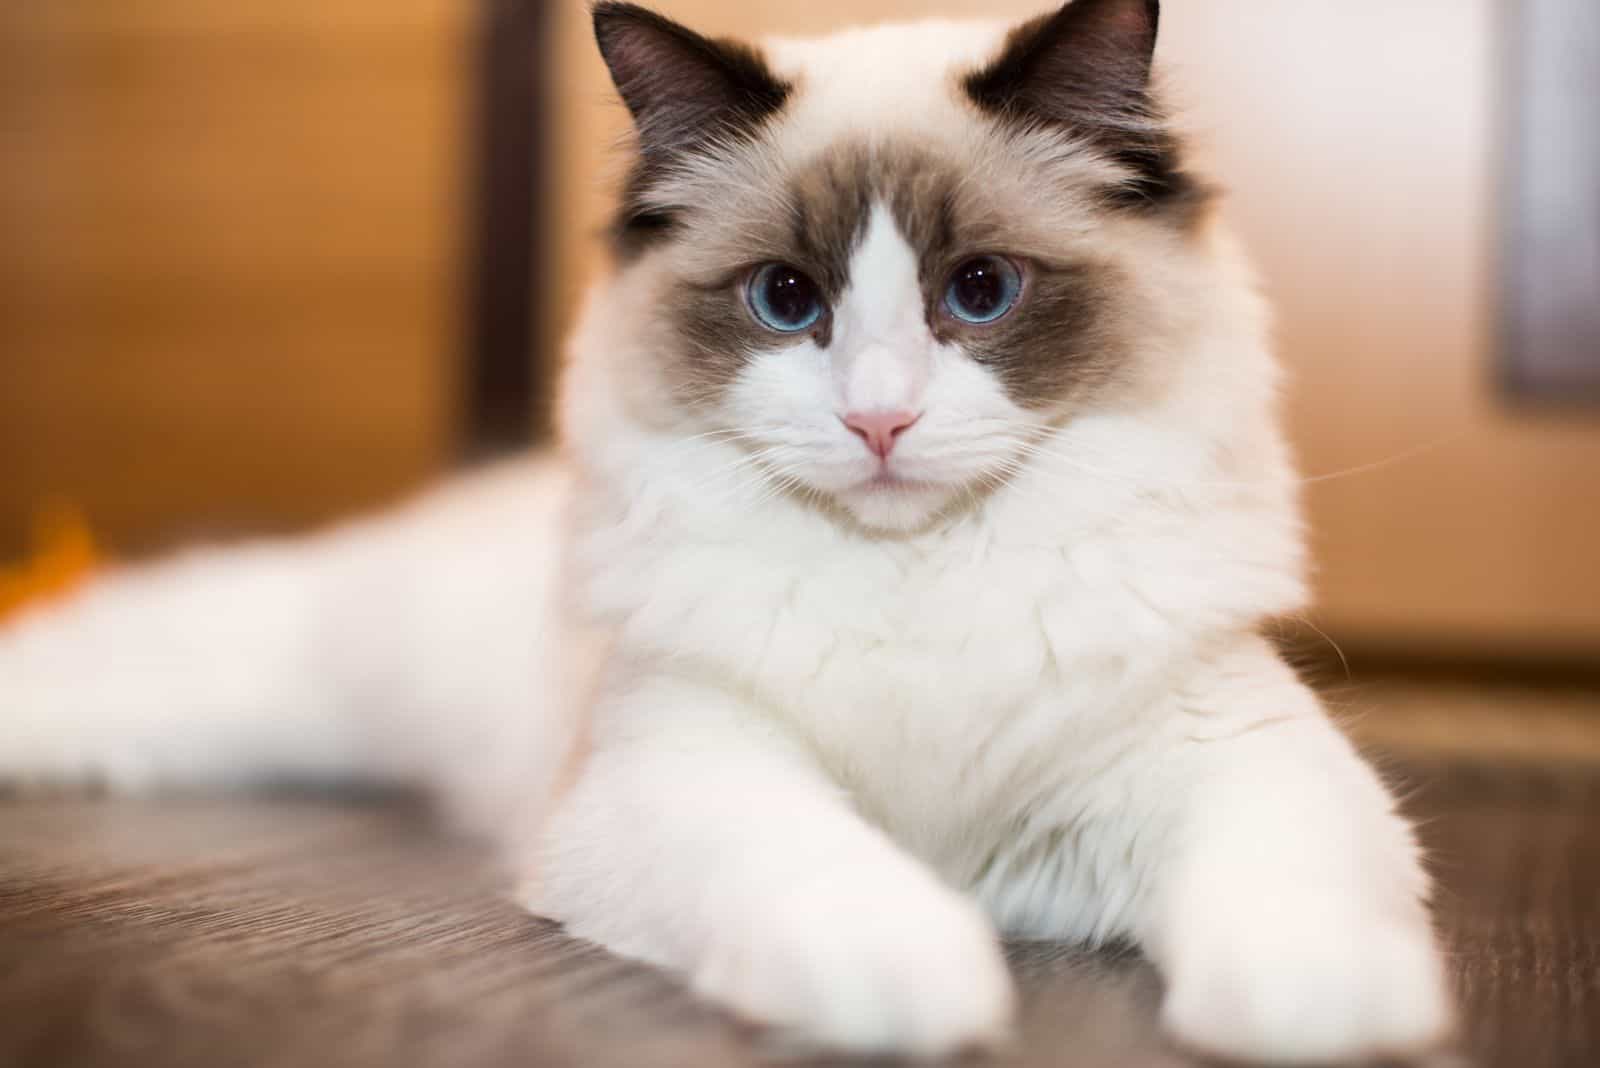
top-left (0, 1), bottom-right (1452, 1061)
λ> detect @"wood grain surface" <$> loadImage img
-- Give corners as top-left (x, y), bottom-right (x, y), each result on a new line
top-left (0, 755), bottom-right (1594, 1068)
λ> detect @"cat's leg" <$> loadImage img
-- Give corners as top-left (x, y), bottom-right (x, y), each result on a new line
top-left (1140, 641), bottom-right (1452, 1064)
top-left (0, 540), bottom-right (371, 792)
top-left (525, 674), bottom-right (1014, 1057)
top-left (0, 459), bottom-right (572, 821)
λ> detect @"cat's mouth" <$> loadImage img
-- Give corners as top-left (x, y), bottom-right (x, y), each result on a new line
top-left (858, 471), bottom-right (942, 494)
top-left (828, 468), bottom-right (963, 533)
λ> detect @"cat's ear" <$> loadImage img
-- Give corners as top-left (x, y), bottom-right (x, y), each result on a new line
top-left (966, 0), bottom-right (1160, 125)
top-left (592, 3), bottom-right (789, 162)
top-left (967, 0), bottom-right (1190, 204)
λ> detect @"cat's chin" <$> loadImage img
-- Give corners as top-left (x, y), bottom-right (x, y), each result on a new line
top-left (834, 477), bottom-right (958, 534)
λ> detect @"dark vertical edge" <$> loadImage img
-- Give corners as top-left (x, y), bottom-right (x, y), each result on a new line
top-left (1497, 0), bottom-right (1600, 406)
top-left (462, 0), bottom-right (549, 460)
top-left (1495, 0), bottom-right (1528, 401)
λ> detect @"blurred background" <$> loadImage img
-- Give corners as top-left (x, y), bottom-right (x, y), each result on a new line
top-left (2, 0), bottom-right (1597, 677)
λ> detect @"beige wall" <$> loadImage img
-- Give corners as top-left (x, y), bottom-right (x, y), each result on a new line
top-left (550, 0), bottom-right (1600, 655)
top-left (1165, 1), bottom-right (1600, 655)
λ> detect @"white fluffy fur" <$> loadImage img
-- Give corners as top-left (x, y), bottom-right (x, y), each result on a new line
top-left (0, 13), bottom-right (1450, 1064)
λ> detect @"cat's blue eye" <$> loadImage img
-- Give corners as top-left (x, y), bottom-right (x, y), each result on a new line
top-left (747, 263), bottom-right (825, 334)
top-left (943, 256), bottom-right (1023, 325)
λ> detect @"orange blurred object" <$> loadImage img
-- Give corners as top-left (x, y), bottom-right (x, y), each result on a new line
top-left (0, 505), bottom-right (102, 622)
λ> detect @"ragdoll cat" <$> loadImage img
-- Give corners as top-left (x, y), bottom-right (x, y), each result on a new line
top-left (0, 0), bottom-right (1452, 1061)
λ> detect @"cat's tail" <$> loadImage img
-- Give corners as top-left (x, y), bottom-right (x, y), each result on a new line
top-left (0, 457), bottom-right (582, 838)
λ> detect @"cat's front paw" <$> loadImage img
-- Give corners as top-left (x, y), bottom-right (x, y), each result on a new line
top-left (692, 877), bottom-right (1015, 1057)
top-left (1160, 909), bottom-right (1452, 1064)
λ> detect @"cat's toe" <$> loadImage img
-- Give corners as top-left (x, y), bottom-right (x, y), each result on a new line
top-left (692, 881), bottom-right (1014, 1057)
top-left (1161, 913), bottom-right (1452, 1064)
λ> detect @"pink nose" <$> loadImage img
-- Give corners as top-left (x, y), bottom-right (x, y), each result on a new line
top-left (842, 409), bottom-right (921, 459)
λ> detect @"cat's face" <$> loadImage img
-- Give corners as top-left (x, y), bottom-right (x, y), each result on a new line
top-left (593, 1), bottom-right (1207, 533)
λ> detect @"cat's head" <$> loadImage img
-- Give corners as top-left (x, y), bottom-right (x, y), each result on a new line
top-left (584, 1), bottom-right (1223, 533)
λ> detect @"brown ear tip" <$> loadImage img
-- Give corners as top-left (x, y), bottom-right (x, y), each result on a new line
top-left (1113, 0), bottom-right (1161, 30)
top-left (591, 2), bottom-right (653, 56)
top-left (1069, 0), bottom-right (1160, 31)
top-left (592, 2), bottom-right (648, 32)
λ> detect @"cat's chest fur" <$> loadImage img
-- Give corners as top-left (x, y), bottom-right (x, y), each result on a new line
top-left (583, 459), bottom-right (1203, 730)
top-left (577, 475), bottom-right (1191, 937)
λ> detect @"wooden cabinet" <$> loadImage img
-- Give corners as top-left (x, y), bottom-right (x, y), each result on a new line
top-left (0, 2), bottom-right (472, 555)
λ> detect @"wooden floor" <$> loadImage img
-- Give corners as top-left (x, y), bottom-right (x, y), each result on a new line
top-left (0, 744), bottom-right (1596, 1066)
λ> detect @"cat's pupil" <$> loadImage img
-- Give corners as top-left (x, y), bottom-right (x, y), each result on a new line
top-left (954, 259), bottom-right (1005, 317)
top-left (764, 269), bottom-right (818, 325)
